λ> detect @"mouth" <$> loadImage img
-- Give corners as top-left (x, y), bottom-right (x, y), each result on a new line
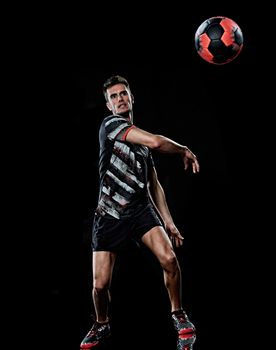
top-left (117, 104), bottom-right (129, 113)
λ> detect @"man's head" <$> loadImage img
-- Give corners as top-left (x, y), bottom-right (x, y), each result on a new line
top-left (103, 75), bottom-right (134, 117)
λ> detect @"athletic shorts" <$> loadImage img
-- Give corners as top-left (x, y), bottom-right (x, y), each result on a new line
top-left (92, 203), bottom-right (163, 252)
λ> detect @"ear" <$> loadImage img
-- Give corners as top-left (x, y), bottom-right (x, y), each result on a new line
top-left (106, 102), bottom-right (112, 111)
top-left (131, 94), bottom-right (134, 104)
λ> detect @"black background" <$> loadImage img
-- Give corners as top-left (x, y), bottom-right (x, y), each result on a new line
top-left (32, 4), bottom-right (273, 350)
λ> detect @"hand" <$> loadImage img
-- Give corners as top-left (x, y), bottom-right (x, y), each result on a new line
top-left (183, 147), bottom-right (200, 173)
top-left (165, 222), bottom-right (184, 248)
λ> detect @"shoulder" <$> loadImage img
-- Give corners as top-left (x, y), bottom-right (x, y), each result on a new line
top-left (100, 114), bottom-right (114, 126)
top-left (100, 114), bottom-right (129, 128)
top-left (103, 115), bottom-right (133, 141)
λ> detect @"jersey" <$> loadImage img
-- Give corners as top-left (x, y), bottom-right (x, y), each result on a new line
top-left (96, 114), bottom-right (154, 219)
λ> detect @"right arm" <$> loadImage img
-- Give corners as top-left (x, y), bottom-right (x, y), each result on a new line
top-left (148, 166), bottom-right (184, 247)
top-left (126, 126), bottom-right (200, 173)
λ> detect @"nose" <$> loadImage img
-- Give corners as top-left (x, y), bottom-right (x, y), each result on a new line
top-left (118, 93), bottom-right (124, 101)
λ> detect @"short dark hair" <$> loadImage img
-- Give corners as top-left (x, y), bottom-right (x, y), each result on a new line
top-left (103, 75), bottom-right (130, 101)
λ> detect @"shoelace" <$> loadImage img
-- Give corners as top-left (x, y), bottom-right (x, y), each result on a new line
top-left (176, 314), bottom-right (187, 323)
top-left (88, 322), bottom-right (109, 334)
top-left (87, 324), bottom-right (98, 337)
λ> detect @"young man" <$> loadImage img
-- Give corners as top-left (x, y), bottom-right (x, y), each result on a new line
top-left (80, 75), bottom-right (200, 348)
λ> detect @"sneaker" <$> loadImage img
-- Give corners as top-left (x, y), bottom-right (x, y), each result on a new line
top-left (172, 310), bottom-right (196, 335)
top-left (80, 322), bottom-right (111, 348)
top-left (177, 333), bottom-right (196, 350)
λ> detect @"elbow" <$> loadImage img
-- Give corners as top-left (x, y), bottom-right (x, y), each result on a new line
top-left (149, 135), bottom-right (163, 149)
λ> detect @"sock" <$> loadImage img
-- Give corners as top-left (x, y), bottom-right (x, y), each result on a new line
top-left (171, 309), bottom-right (184, 316)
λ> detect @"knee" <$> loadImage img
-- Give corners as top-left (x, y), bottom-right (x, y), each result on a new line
top-left (161, 253), bottom-right (179, 272)
top-left (93, 279), bottom-right (109, 293)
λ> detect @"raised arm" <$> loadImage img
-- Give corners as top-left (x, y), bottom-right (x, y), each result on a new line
top-left (125, 126), bottom-right (200, 173)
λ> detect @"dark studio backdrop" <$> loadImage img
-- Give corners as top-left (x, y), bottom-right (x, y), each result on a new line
top-left (42, 5), bottom-right (272, 350)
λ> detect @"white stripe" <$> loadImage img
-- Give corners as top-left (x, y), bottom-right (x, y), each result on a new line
top-left (108, 122), bottom-right (129, 140)
top-left (102, 186), bottom-right (129, 206)
top-left (106, 170), bottom-right (135, 193)
top-left (110, 154), bottom-right (144, 188)
top-left (105, 116), bottom-right (127, 126)
top-left (115, 141), bottom-right (141, 171)
top-left (99, 198), bottom-right (120, 219)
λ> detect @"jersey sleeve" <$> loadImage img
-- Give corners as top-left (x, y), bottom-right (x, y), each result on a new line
top-left (105, 115), bottom-right (135, 141)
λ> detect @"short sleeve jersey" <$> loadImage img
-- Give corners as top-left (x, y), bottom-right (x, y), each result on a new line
top-left (97, 114), bottom-right (154, 219)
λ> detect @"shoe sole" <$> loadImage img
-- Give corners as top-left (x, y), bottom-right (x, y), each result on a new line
top-left (80, 334), bottom-right (111, 348)
top-left (80, 340), bottom-right (99, 348)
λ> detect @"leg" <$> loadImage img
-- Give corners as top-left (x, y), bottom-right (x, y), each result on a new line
top-left (80, 251), bottom-right (116, 348)
top-left (141, 226), bottom-right (182, 312)
top-left (92, 251), bottom-right (117, 322)
top-left (141, 226), bottom-right (195, 335)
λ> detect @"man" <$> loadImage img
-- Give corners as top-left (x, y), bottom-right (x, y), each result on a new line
top-left (80, 75), bottom-right (200, 348)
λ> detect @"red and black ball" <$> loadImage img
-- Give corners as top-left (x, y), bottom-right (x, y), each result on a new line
top-left (195, 16), bottom-right (244, 65)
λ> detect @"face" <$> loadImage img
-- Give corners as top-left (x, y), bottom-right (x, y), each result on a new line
top-left (106, 83), bottom-right (134, 116)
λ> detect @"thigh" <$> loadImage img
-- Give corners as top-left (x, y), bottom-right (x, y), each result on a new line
top-left (141, 226), bottom-right (175, 263)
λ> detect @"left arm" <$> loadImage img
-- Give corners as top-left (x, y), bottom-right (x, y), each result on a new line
top-left (148, 166), bottom-right (184, 247)
top-left (126, 127), bottom-right (200, 173)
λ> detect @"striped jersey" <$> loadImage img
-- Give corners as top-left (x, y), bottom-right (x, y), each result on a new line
top-left (96, 114), bottom-right (154, 219)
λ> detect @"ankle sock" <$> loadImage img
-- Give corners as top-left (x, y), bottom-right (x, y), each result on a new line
top-left (172, 309), bottom-right (184, 316)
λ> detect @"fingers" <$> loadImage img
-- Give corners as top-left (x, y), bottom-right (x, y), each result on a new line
top-left (194, 158), bottom-right (200, 172)
top-left (184, 160), bottom-right (188, 170)
top-left (170, 233), bottom-right (184, 248)
top-left (192, 160), bottom-right (200, 173)
top-left (175, 236), bottom-right (184, 248)
top-left (183, 153), bottom-right (200, 173)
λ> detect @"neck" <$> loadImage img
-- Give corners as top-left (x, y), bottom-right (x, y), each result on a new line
top-left (117, 111), bottom-right (133, 122)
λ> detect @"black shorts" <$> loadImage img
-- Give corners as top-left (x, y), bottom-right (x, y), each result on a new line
top-left (92, 203), bottom-right (163, 252)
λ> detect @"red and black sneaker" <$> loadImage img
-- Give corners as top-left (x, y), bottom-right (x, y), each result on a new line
top-left (172, 310), bottom-right (196, 335)
top-left (177, 333), bottom-right (196, 350)
top-left (80, 321), bottom-right (111, 348)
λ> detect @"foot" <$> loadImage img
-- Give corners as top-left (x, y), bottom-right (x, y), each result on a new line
top-left (80, 322), bottom-right (111, 348)
top-left (177, 333), bottom-right (196, 350)
top-left (172, 310), bottom-right (196, 335)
